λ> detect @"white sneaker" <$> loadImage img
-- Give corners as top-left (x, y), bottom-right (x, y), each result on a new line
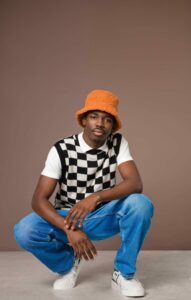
top-left (111, 270), bottom-right (145, 297)
top-left (53, 258), bottom-right (81, 290)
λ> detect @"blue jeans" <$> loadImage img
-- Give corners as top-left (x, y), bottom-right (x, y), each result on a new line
top-left (13, 193), bottom-right (154, 279)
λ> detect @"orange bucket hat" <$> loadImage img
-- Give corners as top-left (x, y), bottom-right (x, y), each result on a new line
top-left (76, 89), bottom-right (122, 132)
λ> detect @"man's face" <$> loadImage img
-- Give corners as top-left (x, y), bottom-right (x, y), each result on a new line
top-left (81, 110), bottom-right (115, 144)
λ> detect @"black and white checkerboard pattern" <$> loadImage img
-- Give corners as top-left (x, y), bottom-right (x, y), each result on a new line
top-left (54, 133), bottom-right (121, 210)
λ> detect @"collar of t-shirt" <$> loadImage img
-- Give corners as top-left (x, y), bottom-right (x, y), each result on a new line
top-left (78, 132), bottom-right (108, 153)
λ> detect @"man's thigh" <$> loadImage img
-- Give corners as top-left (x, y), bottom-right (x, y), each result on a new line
top-left (14, 209), bottom-right (70, 244)
top-left (81, 199), bottom-right (124, 241)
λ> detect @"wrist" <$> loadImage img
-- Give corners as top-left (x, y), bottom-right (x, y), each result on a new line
top-left (61, 218), bottom-right (71, 234)
top-left (94, 192), bottom-right (102, 205)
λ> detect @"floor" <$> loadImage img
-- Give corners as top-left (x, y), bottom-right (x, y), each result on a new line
top-left (1, 251), bottom-right (191, 300)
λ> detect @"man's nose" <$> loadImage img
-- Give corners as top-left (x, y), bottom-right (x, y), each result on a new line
top-left (96, 117), bottom-right (105, 127)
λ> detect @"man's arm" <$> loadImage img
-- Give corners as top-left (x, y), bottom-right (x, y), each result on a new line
top-left (31, 175), bottom-right (70, 233)
top-left (65, 160), bottom-right (143, 230)
top-left (31, 175), bottom-right (97, 260)
top-left (98, 160), bottom-right (143, 202)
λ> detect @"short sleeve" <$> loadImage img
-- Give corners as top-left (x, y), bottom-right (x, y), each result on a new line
top-left (41, 146), bottom-right (62, 179)
top-left (117, 135), bottom-right (133, 166)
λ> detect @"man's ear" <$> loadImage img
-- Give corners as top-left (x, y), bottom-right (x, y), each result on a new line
top-left (111, 118), bottom-right (117, 132)
top-left (81, 116), bottom-right (87, 127)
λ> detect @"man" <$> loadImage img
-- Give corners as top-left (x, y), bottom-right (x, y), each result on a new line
top-left (14, 89), bottom-right (154, 297)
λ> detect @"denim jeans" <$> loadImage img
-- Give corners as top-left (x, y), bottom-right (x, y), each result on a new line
top-left (13, 193), bottom-right (154, 279)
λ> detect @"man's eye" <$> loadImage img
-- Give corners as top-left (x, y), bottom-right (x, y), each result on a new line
top-left (106, 118), bottom-right (112, 123)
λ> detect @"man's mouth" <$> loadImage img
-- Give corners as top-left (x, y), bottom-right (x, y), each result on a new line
top-left (93, 129), bottom-right (105, 136)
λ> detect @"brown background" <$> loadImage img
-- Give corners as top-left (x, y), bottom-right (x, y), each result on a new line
top-left (1, 0), bottom-right (191, 251)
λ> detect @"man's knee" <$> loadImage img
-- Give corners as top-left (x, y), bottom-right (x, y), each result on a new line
top-left (13, 216), bottom-right (34, 250)
top-left (123, 193), bottom-right (154, 219)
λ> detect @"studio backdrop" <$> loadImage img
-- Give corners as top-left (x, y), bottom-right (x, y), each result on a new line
top-left (0, 0), bottom-right (191, 250)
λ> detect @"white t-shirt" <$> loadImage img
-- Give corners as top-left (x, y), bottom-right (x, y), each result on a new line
top-left (41, 132), bottom-right (133, 179)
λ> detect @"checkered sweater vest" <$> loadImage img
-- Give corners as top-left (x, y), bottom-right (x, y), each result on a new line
top-left (53, 133), bottom-right (122, 210)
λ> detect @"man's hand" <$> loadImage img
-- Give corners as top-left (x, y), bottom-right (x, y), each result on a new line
top-left (64, 193), bottom-right (101, 230)
top-left (67, 228), bottom-right (97, 260)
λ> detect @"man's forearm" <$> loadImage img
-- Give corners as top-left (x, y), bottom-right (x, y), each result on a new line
top-left (97, 179), bottom-right (142, 203)
top-left (31, 197), bottom-right (70, 234)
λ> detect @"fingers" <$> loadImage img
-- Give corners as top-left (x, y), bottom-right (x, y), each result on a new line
top-left (65, 209), bottom-right (80, 229)
top-left (80, 239), bottom-right (97, 261)
top-left (65, 208), bottom-right (77, 225)
top-left (68, 229), bottom-right (97, 261)
top-left (74, 239), bottom-right (97, 261)
top-left (83, 241), bottom-right (97, 260)
top-left (78, 212), bottom-right (87, 228)
top-left (65, 210), bottom-right (87, 230)
top-left (70, 212), bottom-right (82, 230)
top-left (74, 243), bottom-right (82, 260)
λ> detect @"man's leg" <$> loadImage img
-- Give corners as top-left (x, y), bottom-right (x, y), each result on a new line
top-left (13, 210), bottom-right (75, 274)
top-left (82, 193), bottom-right (154, 279)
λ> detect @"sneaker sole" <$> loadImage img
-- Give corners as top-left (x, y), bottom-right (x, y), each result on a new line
top-left (111, 279), bottom-right (145, 297)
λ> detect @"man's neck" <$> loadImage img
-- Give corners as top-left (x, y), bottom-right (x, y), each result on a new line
top-left (82, 132), bottom-right (106, 149)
